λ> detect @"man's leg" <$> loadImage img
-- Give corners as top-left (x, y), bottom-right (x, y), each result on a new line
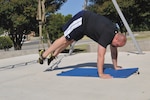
top-left (46, 40), bottom-right (74, 65)
top-left (52, 40), bottom-right (74, 57)
top-left (42, 36), bottom-right (72, 58)
top-left (43, 37), bottom-right (73, 65)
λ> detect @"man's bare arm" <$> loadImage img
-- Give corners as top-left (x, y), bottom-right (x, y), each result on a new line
top-left (110, 45), bottom-right (121, 70)
top-left (97, 45), bottom-right (112, 78)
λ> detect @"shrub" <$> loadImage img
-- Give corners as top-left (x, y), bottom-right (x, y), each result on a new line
top-left (0, 36), bottom-right (13, 50)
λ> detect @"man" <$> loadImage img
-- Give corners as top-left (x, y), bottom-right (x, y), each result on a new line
top-left (38, 10), bottom-right (127, 79)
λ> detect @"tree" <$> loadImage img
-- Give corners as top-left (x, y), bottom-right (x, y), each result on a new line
top-left (0, 0), bottom-right (66, 50)
top-left (87, 0), bottom-right (150, 31)
top-left (130, 0), bottom-right (150, 30)
top-left (45, 13), bottom-right (72, 42)
top-left (0, 0), bottom-right (38, 50)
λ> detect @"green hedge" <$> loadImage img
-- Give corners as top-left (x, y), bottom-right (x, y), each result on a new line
top-left (0, 36), bottom-right (13, 49)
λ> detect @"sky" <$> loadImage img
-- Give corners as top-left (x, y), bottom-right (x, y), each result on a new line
top-left (57, 0), bottom-right (85, 16)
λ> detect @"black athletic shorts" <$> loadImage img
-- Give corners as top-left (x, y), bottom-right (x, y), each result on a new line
top-left (62, 11), bottom-right (85, 41)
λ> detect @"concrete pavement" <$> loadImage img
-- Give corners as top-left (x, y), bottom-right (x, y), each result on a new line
top-left (0, 51), bottom-right (150, 100)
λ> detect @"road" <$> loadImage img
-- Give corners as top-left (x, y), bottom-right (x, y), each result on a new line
top-left (0, 35), bottom-right (150, 59)
top-left (0, 37), bottom-right (94, 59)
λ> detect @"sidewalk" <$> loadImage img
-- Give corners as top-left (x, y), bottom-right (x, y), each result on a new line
top-left (0, 51), bottom-right (150, 100)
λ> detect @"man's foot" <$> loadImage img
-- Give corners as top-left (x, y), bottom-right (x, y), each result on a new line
top-left (47, 54), bottom-right (55, 65)
top-left (38, 49), bottom-right (45, 64)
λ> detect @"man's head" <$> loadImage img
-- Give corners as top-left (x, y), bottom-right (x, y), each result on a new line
top-left (111, 33), bottom-right (127, 47)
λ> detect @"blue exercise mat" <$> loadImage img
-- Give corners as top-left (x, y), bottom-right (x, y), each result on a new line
top-left (57, 67), bottom-right (139, 78)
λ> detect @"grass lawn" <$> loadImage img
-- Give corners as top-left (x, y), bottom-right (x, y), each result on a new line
top-left (62, 44), bottom-right (89, 53)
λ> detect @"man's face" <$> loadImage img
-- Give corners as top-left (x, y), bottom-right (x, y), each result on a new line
top-left (111, 33), bottom-right (127, 47)
top-left (111, 41), bottom-right (125, 47)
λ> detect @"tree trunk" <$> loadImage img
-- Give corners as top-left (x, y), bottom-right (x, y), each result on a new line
top-left (9, 33), bottom-right (23, 50)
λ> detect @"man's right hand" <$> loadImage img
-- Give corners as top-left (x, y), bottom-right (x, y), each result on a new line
top-left (99, 74), bottom-right (113, 79)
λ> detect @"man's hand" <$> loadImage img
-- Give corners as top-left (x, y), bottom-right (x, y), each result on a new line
top-left (99, 74), bottom-right (113, 79)
top-left (114, 66), bottom-right (122, 70)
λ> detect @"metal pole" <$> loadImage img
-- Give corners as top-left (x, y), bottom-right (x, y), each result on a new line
top-left (37, 0), bottom-right (45, 49)
top-left (112, 0), bottom-right (142, 54)
top-left (83, 0), bottom-right (88, 10)
top-left (38, 0), bottom-right (42, 38)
